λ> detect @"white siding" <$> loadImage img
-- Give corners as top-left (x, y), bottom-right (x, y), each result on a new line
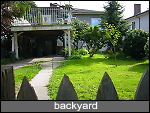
top-left (126, 11), bottom-right (149, 31)
top-left (140, 14), bottom-right (149, 31)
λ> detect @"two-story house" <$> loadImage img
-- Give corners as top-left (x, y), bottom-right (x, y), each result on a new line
top-left (125, 4), bottom-right (149, 31)
top-left (11, 3), bottom-right (104, 59)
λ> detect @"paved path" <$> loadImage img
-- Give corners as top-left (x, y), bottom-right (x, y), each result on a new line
top-left (5, 56), bottom-right (65, 100)
top-left (29, 57), bottom-right (65, 100)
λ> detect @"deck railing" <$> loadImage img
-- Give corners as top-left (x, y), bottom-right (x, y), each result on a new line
top-left (12, 7), bottom-right (74, 26)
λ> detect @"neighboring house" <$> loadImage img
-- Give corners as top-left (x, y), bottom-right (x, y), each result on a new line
top-left (72, 8), bottom-right (104, 26)
top-left (125, 4), bottom-right (149, 31)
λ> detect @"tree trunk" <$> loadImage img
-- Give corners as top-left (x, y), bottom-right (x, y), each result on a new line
top-left (113, 46), bottom-right (117, 67)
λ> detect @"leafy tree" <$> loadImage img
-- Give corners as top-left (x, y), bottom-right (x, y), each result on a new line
top-left (1, 1), bottom-right (36, 31)
top-left (71, 19), bottom-right (90, 49)
top-left (104, 23), bottom-right (121, 66)
top-left (82, 26), bottom-right (105, 57)
top-left (1, 1), bottom-right (36, 57)
top-left (123, 29), bottom-right (149, 60)
top-left (99, 1), bottom-right (130, 52)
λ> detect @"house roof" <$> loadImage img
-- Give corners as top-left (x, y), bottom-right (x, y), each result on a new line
top-left (71, 8), bottom-right (104, 15)
top-left (125, 10), bottom-right (149, 20)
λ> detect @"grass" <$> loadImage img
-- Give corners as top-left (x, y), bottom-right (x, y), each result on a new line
top-left (47, 53), bottom-right (149, 100)
top-left (14, 61), bottom-right (43, 92)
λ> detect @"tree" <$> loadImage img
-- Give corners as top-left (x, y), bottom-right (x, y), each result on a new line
top-left (1, 1), bottom-right (36, 57)
top-left (99, 1), bottom-right (130, 52)
top-left (104, 23), bottom-right (121, 67)
top-left (71, 19), bottom-right (90, 49)
top-left (82, 26), bottom-right (105, 57)
top-left (1, 1), bottom-right (37, 36)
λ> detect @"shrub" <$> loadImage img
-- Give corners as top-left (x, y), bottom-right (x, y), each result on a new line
top-left (123, 29), bottom-right (149, 60)
top-left (67, 54), bottom-right (82, 60)
top-left (144, 37), bottom-right (149, 59)
top-left (78, 47), bottom-right (89, 55)
top-left (63, 47), bottom-right (88, 59)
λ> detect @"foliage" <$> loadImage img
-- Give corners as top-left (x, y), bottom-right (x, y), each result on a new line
top-left (78, 47), bottom-right (89, 55)
top-left (82, 25), bottom-right (105, 57)
top-left (1, 58), bottom-right (12, 65)
top-left (63, 47), bottom-right (88, 59)
top-left (99, 1), bottom-right (130, 52)
top-left (47, 53), bottom-right (149, 100)
top-left (144, 37), bottom-right (149, 59)
top-left (71, 19), bottom-right (90, 49)
top-left (104, 23), bottom-right (121, 66)
top-left (1, 1), bottom-right (37, 58)
top-left (123, 29), bottom-right (149, 60)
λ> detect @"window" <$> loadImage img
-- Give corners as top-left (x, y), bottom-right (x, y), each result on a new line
top-left (91, 18), bottom-right (101, 26)
top-left (131, 21), bottom-right (135, 30)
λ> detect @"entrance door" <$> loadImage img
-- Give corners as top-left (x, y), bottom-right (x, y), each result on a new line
top-left (45, 40), bottom-right (52, 55)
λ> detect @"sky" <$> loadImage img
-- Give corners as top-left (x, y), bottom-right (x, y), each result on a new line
top-left (34, 1), bottom-right (149, 19)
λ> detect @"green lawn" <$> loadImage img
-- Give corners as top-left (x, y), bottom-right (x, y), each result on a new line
top-left (14, 61), bottom-right (43, 92)
top-left (47, 53), bottom-right (149, 100)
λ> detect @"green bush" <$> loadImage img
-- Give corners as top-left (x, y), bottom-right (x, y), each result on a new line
top-left (144, 37), bottom-right (149, 58)
top-left (67, 54), bottom-right (82, 60)
top-left (63, 47), bottom-right (88, 59)
top-left (78, 47), bottom-right (89, 55)
top-left (123, 29), bottom-right (149, 60)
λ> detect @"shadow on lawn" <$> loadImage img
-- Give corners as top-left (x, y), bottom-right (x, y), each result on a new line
top-left (74, 56), bottom-right (147, 67)
top-left (129, 63), bottom-right (149, 73)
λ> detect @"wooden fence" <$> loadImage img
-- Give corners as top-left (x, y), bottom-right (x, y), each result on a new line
top-left (1, 66), bottom-right (38, 100)
top-left (1, 66), bottom-right (149, 100)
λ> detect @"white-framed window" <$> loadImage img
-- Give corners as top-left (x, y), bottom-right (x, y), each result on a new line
top-left (131, 21), bottom-right (135, 30)
top-left (91, 18), bottom-right (101, 26)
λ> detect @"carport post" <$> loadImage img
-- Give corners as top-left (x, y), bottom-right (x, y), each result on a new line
top-left (67, 30), bottom-right (71, 56)
top-left (12, 36), bottom-right (15, 52)
top-left (14, 32), bottom-right (19, 59)
top-left (64, 33), bottom-right (67, 56)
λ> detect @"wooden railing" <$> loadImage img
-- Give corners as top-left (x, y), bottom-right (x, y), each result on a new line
top-left (12, 7), bottom-right (73, 26)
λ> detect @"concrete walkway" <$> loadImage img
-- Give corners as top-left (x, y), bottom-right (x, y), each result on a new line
top-left (29, 57), bottom-right (65, 100)
top-left (5, 56), bottom-right (65, 100)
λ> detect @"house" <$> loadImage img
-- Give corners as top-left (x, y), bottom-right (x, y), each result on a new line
top-left (71, 8), bottom-right (104, 26)
top-left (10, 3), bottom-right (104, 59)
top-left (125, 4), bottom-right (149, 31)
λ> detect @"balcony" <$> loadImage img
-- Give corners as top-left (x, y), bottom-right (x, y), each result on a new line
top-left (12, 7), bottom-right (74, 26)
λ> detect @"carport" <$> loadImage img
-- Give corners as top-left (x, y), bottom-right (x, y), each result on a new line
top-left (11, 24), bottom-right (72, 59)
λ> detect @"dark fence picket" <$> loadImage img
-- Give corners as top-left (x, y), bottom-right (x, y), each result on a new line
top-left (1, 66), bottom-right (16, 100)
top-left (56, 74), bottom-right (78, 100)
top-left (96, 72), bottom-right (118, 100)
top-left (17, 76), bottom-right (38, 100)
top-left (134, 70), bottom-right (149, 100)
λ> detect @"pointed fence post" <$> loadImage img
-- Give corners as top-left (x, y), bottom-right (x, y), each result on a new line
top-left (134, 70), bottom-right (149, 100)
top-left (56, 74), bottom-right (78, 100)
top-left (1, 66), bottom-right (16, 100)
top-left (17, 76), bottom-right (38, 100)
top-left (96, 72), bottom-right (118, 100)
